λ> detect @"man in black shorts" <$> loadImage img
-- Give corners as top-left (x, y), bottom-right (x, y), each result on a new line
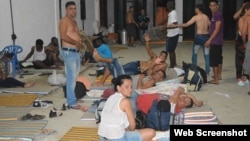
top-left (126, 6), bottom-right (139, 47)
top-left (205, 0), bottom-right (224, 85)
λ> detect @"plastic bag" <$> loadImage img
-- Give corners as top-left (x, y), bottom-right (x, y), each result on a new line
top-left (47, 70), bottom-right (66, 86)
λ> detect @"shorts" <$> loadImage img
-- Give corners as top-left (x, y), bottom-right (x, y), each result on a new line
top-left (209, 44), bottom-right (223, 67)
top-left (100, 131), bottom-right (141, 141)
top-left (166, 34), bottom-right (179, 52)
top-left (126, 23), bottom-right (137, 38)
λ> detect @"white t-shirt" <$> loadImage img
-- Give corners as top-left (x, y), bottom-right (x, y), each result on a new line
top-left (33, 47), bottom-right (46, 61)
top-left (98, 93), bottom-right (129, 139)
top-left (167, 10), bottom-right (179, 37)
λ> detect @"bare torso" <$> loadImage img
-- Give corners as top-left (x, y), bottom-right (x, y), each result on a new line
top-left (195, 13), bottom-right (210, 34)
top-left (126, 11), bottom-right (134, 23)
top-left (60, 16), bottom-right (81, 48)
top-left (140, 57), bottom-right (167, 74)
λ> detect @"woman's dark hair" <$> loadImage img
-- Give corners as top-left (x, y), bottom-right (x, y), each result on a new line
top-left (65, 1), bottom-right (76, 8)
top-left (112, 75), bottom-right (132, 92)
top-left (36, 39), bottom-right (43, 46)
top-left (195, 4), bottom-right (205, 13)
top-left (186, 98), bottom-right (194, 108)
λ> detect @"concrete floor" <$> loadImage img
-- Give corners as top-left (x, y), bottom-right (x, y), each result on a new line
top-left (16, 41), bottom-right (250, 140)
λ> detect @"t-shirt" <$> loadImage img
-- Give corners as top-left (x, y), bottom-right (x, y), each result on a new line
top-left (167, 10), bottom-right (179, 37)
top-left (138, 15), bottom-right (150, 30)
top-left (96, 43), bottom-right (113, 58)
top-left (209, 11), bottom-right (224, 45)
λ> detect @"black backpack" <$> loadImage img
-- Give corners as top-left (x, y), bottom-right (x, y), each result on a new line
top-left (63, 81), bottom-right (87, 99)
top-left (182, 62), bottom-right (207, 92)
top-left (146, 99), bottom-right (171, 131)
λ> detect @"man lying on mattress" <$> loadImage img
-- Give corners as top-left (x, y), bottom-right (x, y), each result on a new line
top-left (130, 73), bottom-right (203, 114)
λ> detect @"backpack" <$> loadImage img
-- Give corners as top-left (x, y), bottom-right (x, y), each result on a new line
top-left (146, 99), bottom-right (171, 131)
top-left (182, 62), bottom-right (204, 92)
top-left (63, 81), bottom-right (87, 99)
top-left (135, 110), bottom-right (147, 129)
top-left (94, 98), bottom-right (107, 124)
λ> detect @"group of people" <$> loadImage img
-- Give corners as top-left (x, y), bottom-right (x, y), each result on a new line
top-left (126, 6), bottom-right (150, 47)
top-left (59, 1), bottom-right (204, 141)
top-left (21, 37), bottom-right (64, 69)
top-left (166, 0), bottom-right (223, 85)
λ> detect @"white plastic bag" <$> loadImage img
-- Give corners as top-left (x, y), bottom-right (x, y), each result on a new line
top-left (47, 70), bottom-right (66, 86)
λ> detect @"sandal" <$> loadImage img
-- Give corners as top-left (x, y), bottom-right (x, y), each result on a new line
top-left (19, 113), bottom-right (33, 121)
top-left (32, 114), bottom-right (46, 120)
top-left (70, 104), bottom-right (82, 110)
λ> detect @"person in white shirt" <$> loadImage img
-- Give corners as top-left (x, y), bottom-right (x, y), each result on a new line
top-left (98, 75), bottom-right (155, 141)
top-left (166, 0), bottom-right (179, 68)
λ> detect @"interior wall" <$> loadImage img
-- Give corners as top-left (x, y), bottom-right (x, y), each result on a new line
top-left (0, 0), bottom-right (60, 60)
top-left (84, 0), bottom-right (99, 35)
top-left (107, 0), bottom-right (115, 26)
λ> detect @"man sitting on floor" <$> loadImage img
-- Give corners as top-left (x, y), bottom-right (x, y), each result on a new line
top-left (46, 37), bottom-right (64, 66)
top-left (21, 39), bottom-right (61, 69)
top-left (92, 37), bottom-right (124, 86)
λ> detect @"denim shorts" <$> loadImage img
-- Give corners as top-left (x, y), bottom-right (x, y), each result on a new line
top-left (100, 131), bottom-right (141, 141)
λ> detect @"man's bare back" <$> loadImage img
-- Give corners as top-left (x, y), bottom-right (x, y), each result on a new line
top-left (126, 11), bottom-right (134, 23)
top-left (193, 13), bottom-right (210, 34)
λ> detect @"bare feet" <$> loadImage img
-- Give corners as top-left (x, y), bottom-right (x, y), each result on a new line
top-left (208, 80), bottom-right (219, 85)
top-left (91, 82), bottom-right (104, 87)
top-left (211, 75), bottom-right (222, 80)
top-left (80, 106), bottom-right (89, 112)
top-left (77, 99), bottom-right (84, 103)
top-left (24, 81), bottom-right (36, 88)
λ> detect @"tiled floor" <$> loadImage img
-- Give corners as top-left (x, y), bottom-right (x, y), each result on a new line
top-left (4, 41), bottom-right (250, 141)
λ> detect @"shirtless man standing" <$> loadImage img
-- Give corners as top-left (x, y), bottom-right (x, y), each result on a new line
top-left (169, 4), bottom-right (210, 74)
top-left (59, 1), bottom-right (87, 110)
top-left (126, 6), bottom-right (139, 47)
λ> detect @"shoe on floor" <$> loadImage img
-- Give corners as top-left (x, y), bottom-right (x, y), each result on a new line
top-left (32, 114), bottom-right (46, 120)
top-left (19, 113), bottom-right (33, 121)
top-left (237, 80), bottom-right (245, 87)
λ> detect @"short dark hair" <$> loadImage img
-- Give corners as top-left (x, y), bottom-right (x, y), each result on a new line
top-left (92, 36), bottom-right (105, 48)
top-left (36, 39), bottom-right (43, 46)
top-left (195, 4), bottom-right (205, 13)
top-left (186, 98), bottom-right (194, 108)
top-left (210, 0), bottom-right (219, 5)
top-left (112, 75), bottom-right (132, 92)
top-left (160, 51), bottom-right (168, 57)
top-left (65, 1), bottom-right (76, 8)
top-left (167, 0), bottom-right (175, 11)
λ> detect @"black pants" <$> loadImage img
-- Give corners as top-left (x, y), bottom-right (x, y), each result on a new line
top-left (0, 77), bottom-right (25, 88)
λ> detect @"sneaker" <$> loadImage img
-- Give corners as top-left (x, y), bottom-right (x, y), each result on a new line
top-left (237, 80), bottom-right (245, 87)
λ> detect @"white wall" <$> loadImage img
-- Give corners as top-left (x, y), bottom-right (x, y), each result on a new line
top-left (84, 0), bottom-right (99, 35)
top-left (175, 0), bottom-right (183, 41)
